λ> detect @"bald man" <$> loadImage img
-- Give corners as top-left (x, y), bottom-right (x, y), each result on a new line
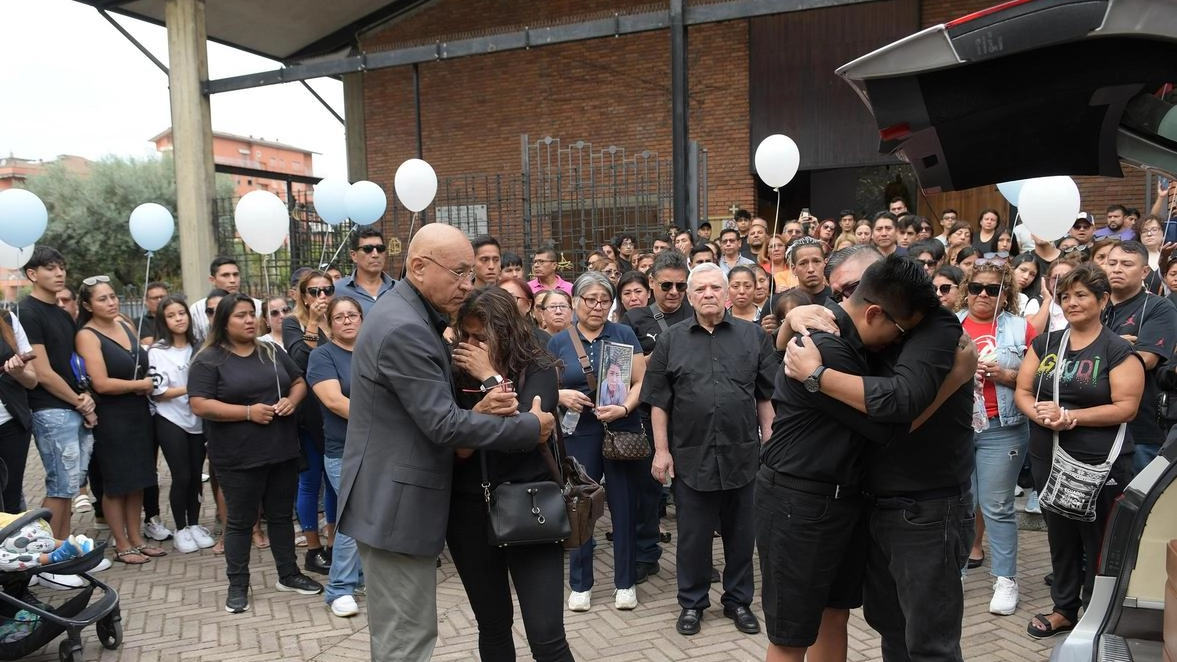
top-left (337, 224), bottom-right (556, 662)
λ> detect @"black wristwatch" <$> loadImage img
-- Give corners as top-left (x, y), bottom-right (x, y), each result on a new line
top-left (480, 375), bottom-right (506, 392)
top-left (803, 366), bottom-right (827, 393)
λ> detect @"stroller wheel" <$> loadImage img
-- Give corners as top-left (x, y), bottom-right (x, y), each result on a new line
top-left (58, 639), bottom-right (83, 662)
top-left (97, 614), bottom-right (123, 650)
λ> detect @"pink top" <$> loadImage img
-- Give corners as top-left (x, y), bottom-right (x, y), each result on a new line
top-left (527, 277), bottom-right (573, 296)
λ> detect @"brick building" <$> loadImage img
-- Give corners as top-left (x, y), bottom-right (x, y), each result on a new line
top-left (150, 128), bottom-right (316, 202)
top-left (348, 0), bottom-right (1151, 266)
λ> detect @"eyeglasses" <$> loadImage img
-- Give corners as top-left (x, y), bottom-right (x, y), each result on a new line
top-left (82, 275), bottom-right (111, 287)
top-left (974, 251), bottom-right (1009, 267)
top-left (305, 285), bottom-right (336, 298)
top-left (1061, 245), bottom-right (1085, 254)
top-left (936, 283), bottom-right (957, 295)
top-left (539, 304), bottom-right (569, 312)
top-left (356, 244), bottom-right (387, 254)
top-left (268, 306), bottom-right (291, 317)
top-left (146, 292), bottom-right (167, 301)
top-left (331, 312), bottom-right (361, 324)
top-left (532, 258), bottom-right (555, 265)
top-left (967, 282), bottom-right (1002, 297)
top-left (658, 281), bottom-right (688, 292)
top-left (205, 307), bottom-right (216, 316)
top-left (1144, 227), bottom-right (1162, 235)
top-left (421, 255), bottom-right (476, 283)
top-left (864, 297), bottom-right (906, 336)
top-left (580, 297), bottom-right (612, 310)
top-left (831, 279), bottom-right (860, 303)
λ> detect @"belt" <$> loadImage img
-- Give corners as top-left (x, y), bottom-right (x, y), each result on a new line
top-left (761, 468), bottom-right (855, 500)
top-left (865, 483), bottom-right (967, 506)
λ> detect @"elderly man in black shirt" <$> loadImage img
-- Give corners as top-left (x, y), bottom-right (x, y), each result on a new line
top-left (642, 263), bottom-right (777, 637)
top-left (782, 248), bottom-right (978, 662)
top-left (622, 250), bottom-right (694, 583)
top-left (759, 254), bottom-right (939, 662)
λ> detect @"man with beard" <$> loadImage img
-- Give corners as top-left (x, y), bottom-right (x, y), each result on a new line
top-left (1095, 204), bottom-right (1135, 241)
top-left (742, 218), bottom-right (769, 261)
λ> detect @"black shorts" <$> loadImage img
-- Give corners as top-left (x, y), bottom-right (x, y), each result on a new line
top-left (755, 467), bottom-right (867, 648)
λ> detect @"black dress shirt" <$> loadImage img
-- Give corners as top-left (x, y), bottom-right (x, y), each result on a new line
top-left (763, 307), bottom-right (900, 485)
top-left (623, 303), bottom-right (694, 355)
top-left (641, 314), bottom-right (777, 492)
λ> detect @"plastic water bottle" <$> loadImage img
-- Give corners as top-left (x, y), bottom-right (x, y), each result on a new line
top-left (560, 408), bottom-right (581, 435)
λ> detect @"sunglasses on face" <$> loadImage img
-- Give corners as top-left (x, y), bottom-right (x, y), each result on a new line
top-left (82, 275), bottom-right (111, 286)
top-left (306, 285), bottom-right (336, 297)
top-left (831, 280), bottom-right (860, 303)
top-left (1061, 245), bottom-right (1085, 254)
top-left (357, 244), bottom-right (387, 254)
top-left (658, 281), bottom-right (688, 292)
top-left (967, 283), bottom-right (1002, 297)
top-left (268, 307), bottom-right (291, 317)
top-left (917, 259), bottom-right (937, 267)
top-left (937, 283), bottom-right (956, 295)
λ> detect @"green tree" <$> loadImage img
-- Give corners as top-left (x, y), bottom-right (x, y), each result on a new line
top-left (24, 155), bottom-right (233, 295)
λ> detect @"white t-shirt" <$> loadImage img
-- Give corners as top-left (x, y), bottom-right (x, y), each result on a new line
top-left (148, 343), bottom-right (202, 434)
top-left (0, 316), bottom-right (33, 427)
top-left (189, 296), bottom-right (262, 343)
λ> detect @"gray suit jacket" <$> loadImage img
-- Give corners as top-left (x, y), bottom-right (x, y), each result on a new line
top-left (336, 282), bottom-right (540, 556)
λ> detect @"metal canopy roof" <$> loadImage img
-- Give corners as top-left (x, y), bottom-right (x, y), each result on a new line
top-left (73, 0), bottom-right (430, 62)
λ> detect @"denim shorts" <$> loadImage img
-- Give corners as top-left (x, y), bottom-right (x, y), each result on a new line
top-left (32, 408), bottom-right (94, 499)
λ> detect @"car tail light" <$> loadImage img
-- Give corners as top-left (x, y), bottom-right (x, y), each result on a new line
top-left (946, 0), bottom-right (1036, 28)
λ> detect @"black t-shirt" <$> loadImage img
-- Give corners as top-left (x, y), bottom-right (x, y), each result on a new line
top-left (188, 345), bottom-right (303, 470)
top-left (622, 303), bottom-right (694, 355)
top-left (1028, 327), bottom-right (1137, 461)
top-left (1104, 290), bottom-right (1177, 447)
top-left (19, 295), bottom-right (80, 411)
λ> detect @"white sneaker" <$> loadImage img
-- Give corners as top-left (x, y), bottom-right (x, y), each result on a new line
top-left (989, 577), bottom-right (1019, 615)
top-left (144, 516), bottom-right (173, 541)
top-left (567, 590), bottom-right (591, 612)
top-left (37, 573), bottom-right (85, 590)
top-left (1013, 485), bottom-right (1025, 497)
top-left (614, 587), bottom-right (637, 610)
top-left (90, 558), bottom-right (112, 573)
top-left (72, 493), bottom-right (93, 514)
top-left (189, 525), bottom-right (216, 549)
top-left (330, 595), bottom-right (360, 618)
top-left (1025, 490), bottom-right (1041, 514)
top-left (173, 527), bottom-right (199, 554)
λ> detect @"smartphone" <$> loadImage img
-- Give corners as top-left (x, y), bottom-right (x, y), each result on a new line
top-left (800, 207), bottom-right (811, 219)
top-left (1160, 175), bottom-right (1171, 191)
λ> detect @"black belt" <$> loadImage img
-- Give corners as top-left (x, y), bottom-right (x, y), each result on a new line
top-left (761, 468), bottom-right (855, 500)
top-left (865, 483), bottom-right (967, 507)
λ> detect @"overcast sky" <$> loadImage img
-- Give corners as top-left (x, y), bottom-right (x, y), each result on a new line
top-left (0, 0), bottom-right (347, 178)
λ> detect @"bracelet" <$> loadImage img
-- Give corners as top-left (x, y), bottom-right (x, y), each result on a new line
top-left (621, 405), bottom-right (629, 416)
top-left (303, 333), bottom-right (318, 342)
top-left (245, 404), bottom-right (252, 422)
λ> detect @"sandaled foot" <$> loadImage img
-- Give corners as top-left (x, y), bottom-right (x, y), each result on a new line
top-left (137, 544), bottom-right (167, 558)
top-left (1027, 612), bottom-right (1073, 639)
top-left (212, 538), bottom-right (225, 555)
top-left (114, 548), bottom-right (150, 565)
top-left (253, 532), bottom-right (271, 549)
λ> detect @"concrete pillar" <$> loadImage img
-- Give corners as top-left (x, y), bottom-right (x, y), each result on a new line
top-left (343, 72), bottom-right (367, 181)
top-left (166, 0), bottom-right (217, 299)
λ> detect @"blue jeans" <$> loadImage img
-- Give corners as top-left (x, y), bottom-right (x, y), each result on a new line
top-left (297, 430), bottom-right (337, 535)
top-left (32, 409), bottom-right (94, 499)
top-left (323, 456), bottom-right (363, 603)
top-left (1135, 443), bottom-right (1160, 474)
top-left (565, 431), bottom-right (643, 591)
top-left (971, 420), bottom-right (1028, 579)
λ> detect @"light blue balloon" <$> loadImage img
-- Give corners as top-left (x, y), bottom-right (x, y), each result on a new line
top-left (314, 177), bottom-right (350, 225)
top-left (0, 188), bottom-right (48, 248)
top-left (129, 203), bottom-right (175, 252)
top-left (996, 180), bottom-right (1026, 206)
top-left (345, 180), bottom-right (388, 226)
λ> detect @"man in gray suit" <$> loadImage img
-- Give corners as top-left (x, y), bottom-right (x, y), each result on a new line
top-left (337, 224), bottom-right (556, 662)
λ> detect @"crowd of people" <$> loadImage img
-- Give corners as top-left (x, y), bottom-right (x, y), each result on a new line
top-left (2, 186), bottom-right (1175, 662)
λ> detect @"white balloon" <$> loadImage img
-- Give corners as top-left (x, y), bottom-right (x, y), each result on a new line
top-left (344, 181), bottom-right (388, 226)
top-left (754, 134), bottom-right (801, 189)
top-left (0, 188), bottom-right (48, 248)
top-left (128, 203), bottom-right (175, 252)
top-left (394, 159), bottom-right (438, 212)
top-left (234, 191), bottom-right (289, 254)
top-left (0, 240), bottom-right (34, 270)
top-left (1018, 176), bottom-right (1081, 242)
top-left (313, 178), bottom-right (350, 225)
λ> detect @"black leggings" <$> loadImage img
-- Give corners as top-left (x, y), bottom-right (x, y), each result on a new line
top-left (0, 420), bottom-right (29, 513)
top-left (155, 416), bottom-right (206, 529)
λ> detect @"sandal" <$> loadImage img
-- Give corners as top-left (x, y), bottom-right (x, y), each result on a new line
top-left (253, 532), bottom-right (271, 550)
top-left (114, 548), bottom-right (150, 565)
top-left (212, 538), bottom-right (224, 555)
top-left (138, 545), bottom-right (167, 558)
top-left (1027, 612), bottom-right (1074, 639)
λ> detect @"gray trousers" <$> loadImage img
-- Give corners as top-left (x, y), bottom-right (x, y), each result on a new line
top-left (357, 542), bottom-right (438, 662)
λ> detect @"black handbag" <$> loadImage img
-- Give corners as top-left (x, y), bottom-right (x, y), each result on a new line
top-left (482, 451), bottom-right (571, 547)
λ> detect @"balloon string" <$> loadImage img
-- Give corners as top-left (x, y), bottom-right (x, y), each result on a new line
top-left (769, 187), bottom-right (781, 298)
top-left (262, 253), bottom-right (271, 295)
top-left (133, 250), bottom-right (152, 379)
top-left (325, 225), bottom-right (357, 273)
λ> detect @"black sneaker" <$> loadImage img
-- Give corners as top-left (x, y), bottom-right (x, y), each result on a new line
top-left (305, 548), bottom-right (331, 575)
top-left (276, 573), bottom-right (323, 595)
top-left (225, 585), bottom-right (250, 614)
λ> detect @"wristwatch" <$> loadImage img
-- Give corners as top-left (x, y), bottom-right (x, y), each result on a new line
top-left (803, 366), bottom-right (827, 393)
top-left (480, 375), bottom-right (506, 392)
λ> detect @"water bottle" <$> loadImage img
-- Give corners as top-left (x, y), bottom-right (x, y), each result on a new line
top-left (560, 407), bottom-right (581, 435)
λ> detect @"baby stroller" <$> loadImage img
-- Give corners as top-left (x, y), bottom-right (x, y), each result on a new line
top-left (0, 509), bottom-right (120, 662)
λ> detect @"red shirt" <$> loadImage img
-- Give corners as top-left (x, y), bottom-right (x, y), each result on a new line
top-left (962, 313), bottom-right (1037, 419)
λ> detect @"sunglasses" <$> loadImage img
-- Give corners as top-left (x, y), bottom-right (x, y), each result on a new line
top-left (268, 306), bottom-right (291, 317)
top-left (831, 280), bottom-right (860, 303)
top-left (1061, 245), bottom-right (1085, 254)
top-left (658, 281), bottom-right (688, 292)
top-left (82, 275), bottom-right (111, 286)
top-left (305, 285), bottom-right (336, 297)
top-left (356, 244), bottom-right (387, 254)
top-left (967, 282), bottom-right (1002, 297)
top-left (917, 259), bottom-right (937, 267)
top-left (936, 283), bottom-right (956, 295)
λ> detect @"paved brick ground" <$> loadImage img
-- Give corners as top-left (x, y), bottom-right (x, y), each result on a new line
top-left (10, 450), bottom-right (1063, 661)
